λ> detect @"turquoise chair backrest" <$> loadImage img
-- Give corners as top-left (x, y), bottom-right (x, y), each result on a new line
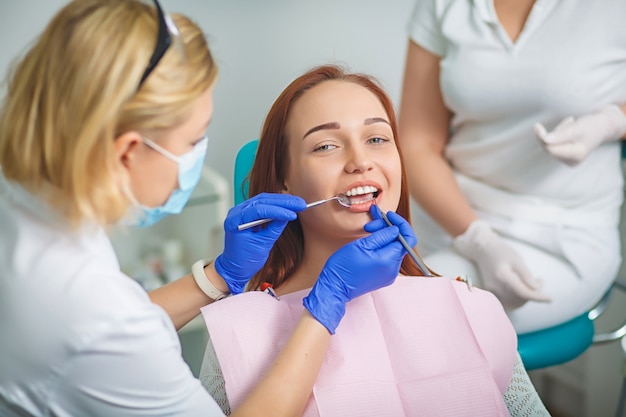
top-left (233, 139), bottom-right (259, 205)
top-left (517, 312), bottom-right (594, 370)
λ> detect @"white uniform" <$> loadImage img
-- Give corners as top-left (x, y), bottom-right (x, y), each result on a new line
top-left (0, 174), bottom-right (224, 416)
top-left (408, 0), bottom-right (626, 333)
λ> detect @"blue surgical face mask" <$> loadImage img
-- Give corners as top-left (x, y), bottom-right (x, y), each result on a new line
top-left (132, 136), bottom-right (209, 228)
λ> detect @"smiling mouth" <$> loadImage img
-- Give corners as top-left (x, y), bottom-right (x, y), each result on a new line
top-left (344, 185), bottom-right (380, 206)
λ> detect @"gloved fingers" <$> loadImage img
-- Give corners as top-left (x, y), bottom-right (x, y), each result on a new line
top-left (227, 192), bottom-right (306, 218)
top-left (358, 226), bottom-right (401, 251)
top-left (213, 255), bottom-right (249, 294)
top-left (224, 202), bottom-right (302, 231)
top-left (498, 267), bottom-right (552, 302)
top-left (239, 204), bottom-right (298, 225)
top-left (545, 120), bottom-right (580, 144)
top-left (363, 219), bottom-right (387, 233)
top-left (369, 203), bottom-right (383, 218)
top-left (247, 192), bottom-right (308, 211)
top-left (364, 204), bottom-right (386, 232)
top-left (535, 120), bottom-right (583, 165)
top-left (544, 142), bottom-right (587, 166)
top-left (530, 277), bottom-right (546, 291)
top-left (251, 218), bottom-right (290, 238)
top-left (384, 210), bottom-right (418, 248)
top-left (507, 279), bottom-right (552, 303)
top-left (503, 261), bottom-right (552, 302)
top-left (364, 206), bottom-right (418, 248)
top-left (509, 257), bottom-right (543, 290)
top-left (331, 239), bottom-right (402, 292)
top-left (534, 117), bottom-right (577, 145)
top-left (554, 116), bottom-right (577, 131)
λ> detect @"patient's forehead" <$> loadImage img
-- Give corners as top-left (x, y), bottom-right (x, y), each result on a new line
top-left (286, 80), bottom-right (388, 140)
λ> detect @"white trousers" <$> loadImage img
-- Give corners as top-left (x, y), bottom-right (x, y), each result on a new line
top-left (411, 202), bottom-right (622, 334)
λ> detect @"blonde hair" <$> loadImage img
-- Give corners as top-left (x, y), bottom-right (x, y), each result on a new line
top-left (0, 0), bottom-right (217, 227)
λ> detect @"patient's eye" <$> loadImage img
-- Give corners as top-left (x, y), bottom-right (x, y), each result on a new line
top-left (367, 136), bottom-right (390, 145)
top-left (313, 143), bottom-right (338, 152)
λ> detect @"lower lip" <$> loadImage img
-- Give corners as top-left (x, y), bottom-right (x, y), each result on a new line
top-left (347, 196), bottom-right (378, 213)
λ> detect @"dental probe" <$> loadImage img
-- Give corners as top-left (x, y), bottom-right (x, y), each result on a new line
top-left (237, 194), bottom-right (352, 231)
top-left (374, 203), bottom-right (433, 277)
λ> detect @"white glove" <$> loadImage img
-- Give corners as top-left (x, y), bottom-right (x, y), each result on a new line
top-left (453, 220), bottom-right (551, 310)
top-left (534, 105), bottom-right (626, 166)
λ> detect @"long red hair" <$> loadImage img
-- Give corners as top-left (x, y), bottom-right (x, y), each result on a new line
top-left (247, 65), bottom-right (431, 291)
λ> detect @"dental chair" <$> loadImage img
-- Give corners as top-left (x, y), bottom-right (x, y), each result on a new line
top-left (234, 139), bottom-right (259, 206)
top-left (517, 284), bottom-right (626, 371)
top-left (233, 138), bottom-right (626, 379)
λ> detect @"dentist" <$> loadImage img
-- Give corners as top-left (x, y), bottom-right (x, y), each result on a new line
top-left (0, 1), bottom-right (407, 416)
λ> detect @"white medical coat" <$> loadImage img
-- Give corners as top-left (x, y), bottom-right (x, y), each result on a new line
top-left (0, 174), bottom-right (223, 416)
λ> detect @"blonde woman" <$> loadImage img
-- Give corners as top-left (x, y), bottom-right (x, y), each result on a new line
top-left (0, 2), bottom-right (406, 416)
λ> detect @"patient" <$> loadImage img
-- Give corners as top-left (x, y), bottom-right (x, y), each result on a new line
top-left (199, 65), bottom-right (549, 416)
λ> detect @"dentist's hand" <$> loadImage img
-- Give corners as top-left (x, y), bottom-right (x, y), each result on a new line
top-left (534, 105), bottom-right (626, 166)
top-left (214, 193), bottom-right (306, 294)
top-left (453, 220), bottom-right (551, 310)
top-left (303, 207), bottom-right (415, 334)
top-left (364, 204), bottom-right (418, 245)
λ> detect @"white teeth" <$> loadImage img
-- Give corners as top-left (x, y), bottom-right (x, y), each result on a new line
top-left (345, 185), bottom-right (378, 197)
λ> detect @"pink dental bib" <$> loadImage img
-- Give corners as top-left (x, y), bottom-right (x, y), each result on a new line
top-left (201, 276), bottom-right (516, 416)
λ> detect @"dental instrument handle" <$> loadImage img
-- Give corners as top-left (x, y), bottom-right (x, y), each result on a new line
top-left (236, 217), bottom-right (274, 231)
top-left (377, 207), bottom-right (433, 277)
top-left (237, 196), bottom-right (338, 231)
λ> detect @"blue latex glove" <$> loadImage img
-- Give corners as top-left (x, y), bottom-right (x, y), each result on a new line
top-left (215, 193), bottom-right (307, 294)
top-left (364, 204), bottom-right (418, 248)
top-left (303, 208), bottom-right (415, 334)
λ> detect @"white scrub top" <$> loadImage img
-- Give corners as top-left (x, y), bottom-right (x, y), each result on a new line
top-left (0, 174), bottom-right (224, 417)
top-left (406, 0), bottom-right (626, 333)
top-left (409, 0), bottom-right (626, 228)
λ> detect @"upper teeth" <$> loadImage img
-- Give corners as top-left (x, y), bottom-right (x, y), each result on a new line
top-left (345, 185), bottom-right (378, 197)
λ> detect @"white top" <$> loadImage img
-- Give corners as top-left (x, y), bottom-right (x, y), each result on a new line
top-left (408, 0), bottom-right (626, 227)
top-left (0, 174), bottom-right (223, 417)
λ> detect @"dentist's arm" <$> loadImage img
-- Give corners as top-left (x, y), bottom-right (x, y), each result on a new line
top-left (149, 193), bottom-right (306, 330)
top-left (398, 40), bottom-right (548, 310)
top-left (398, 40), bottom-right (476, 238)
top-left (148, 263), bottom-right (226, 330)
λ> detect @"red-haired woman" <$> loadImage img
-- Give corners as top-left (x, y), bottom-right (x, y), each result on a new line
top-left (200, 65), bottom-right (549, 416)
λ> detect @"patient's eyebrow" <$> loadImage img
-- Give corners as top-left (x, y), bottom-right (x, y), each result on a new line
top-left (302, 122), bottom-right (340, 139)
top-left (302, 118), bottom-right (390, 140)
top-left (364, 117), bottom-right (390, 126)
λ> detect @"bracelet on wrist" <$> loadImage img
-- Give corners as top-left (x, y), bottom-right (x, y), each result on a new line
top-left (191, 259), bottom-right (228, 301)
